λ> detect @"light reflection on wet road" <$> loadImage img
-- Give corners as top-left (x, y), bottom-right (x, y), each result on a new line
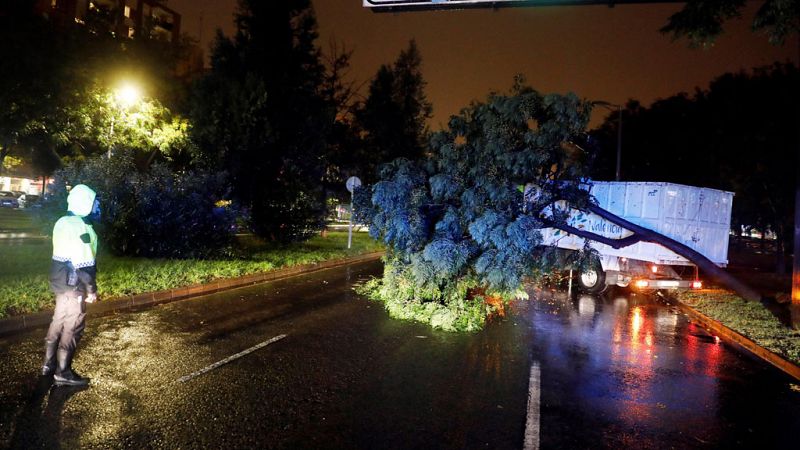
top-left (1, 259), bottom-right (798, 449)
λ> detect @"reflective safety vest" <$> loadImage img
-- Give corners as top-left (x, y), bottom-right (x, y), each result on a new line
top-left (52, 215), bottom-right (97, 268)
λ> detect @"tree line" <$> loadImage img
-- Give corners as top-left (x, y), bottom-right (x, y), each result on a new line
top-left (592, 63), bottom-right (799, 273)
top-left (188, 0), bottom-right (431, 242)
top-left (0, 0), bottom-right (431, 253)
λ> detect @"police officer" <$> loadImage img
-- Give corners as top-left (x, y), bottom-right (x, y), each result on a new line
top-left (41, 184), bottom-right (100, 386)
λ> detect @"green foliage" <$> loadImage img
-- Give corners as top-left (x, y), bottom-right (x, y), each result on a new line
top-left (355, 260), bottom-right (487, 333)
top-left (359, 82), bottom-right (595, 330)
top-left (661, 0), bottom-right (799, 46)
top-left (87, 87), bottom-right (192, 159)
top-left (353, 40), bottom-right (433, 184)
top-left (38, 152), bottom-right (236, 258)
top-left (1, 156), bottom-right (23, 172)
top-left (0, 2), bottom-right (194, 177)
top-left (677, 290), bottom-right (800, 365)
top-left (0, 231), bottom-right (382, 318)
top-left (189, 0), bottom-right (333, 243)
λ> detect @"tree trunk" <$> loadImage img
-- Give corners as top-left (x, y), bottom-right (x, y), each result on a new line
top-left (145, 149), bottom-right (159, 168)
top-left (0, 146), bottom-right (7, 176)
top-left (547, 204), bottom-right (762, 302)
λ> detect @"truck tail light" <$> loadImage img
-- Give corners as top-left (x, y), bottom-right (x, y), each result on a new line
top-left (691, 280), bottom-right (702, 289)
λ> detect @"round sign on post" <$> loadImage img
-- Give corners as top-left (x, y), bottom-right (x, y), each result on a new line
top-left (345, 176), bottom-right (362, 249)
top-left (346, 176), bottom-right (362, 193)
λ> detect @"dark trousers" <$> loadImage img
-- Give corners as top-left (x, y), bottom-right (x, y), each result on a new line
top-left (44, 294), bottom-right (86, 353)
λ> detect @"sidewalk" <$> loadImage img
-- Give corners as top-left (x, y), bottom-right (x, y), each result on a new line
top-left (0, 251), bottom-right (383, 337)
top-left (666, 290), bottom-right (800, 382)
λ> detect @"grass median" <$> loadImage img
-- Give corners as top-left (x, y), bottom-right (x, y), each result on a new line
top-left (0, 231), bottom-right (383, 319)
top-left (675, 289), bottom-right (800, 366)
top-left (0, 207), bottom-right (37, 233)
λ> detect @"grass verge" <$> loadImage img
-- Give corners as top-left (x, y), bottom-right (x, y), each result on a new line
top-left (675, 289), bottom-right (800, 366)
top-left (0, 231), bottom-right (382, 319)
top-left (0, 208), bottom-right (38, 233)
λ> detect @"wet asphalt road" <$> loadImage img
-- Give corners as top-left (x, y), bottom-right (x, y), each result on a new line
top-left (1, 259), bottom-right (799, 449)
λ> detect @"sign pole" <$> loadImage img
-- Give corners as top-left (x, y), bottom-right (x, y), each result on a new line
top-left (345, 176), bottom-right (362, 250)
top-left (348, 190), bottom-right (354, 249)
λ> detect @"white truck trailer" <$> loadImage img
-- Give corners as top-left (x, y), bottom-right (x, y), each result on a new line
top-left (540, 181), bottom-right (734, 293)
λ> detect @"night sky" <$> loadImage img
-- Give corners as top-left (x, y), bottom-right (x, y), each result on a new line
top-left (169, 0), bottom-right (798, 127)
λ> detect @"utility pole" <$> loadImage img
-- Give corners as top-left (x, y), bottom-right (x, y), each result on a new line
top-left (793, 152), bottom-right (799, 304)
top-left (792, 38), bottom-right (800, 306)
top-left (615, 104), bottom-right (623, 181)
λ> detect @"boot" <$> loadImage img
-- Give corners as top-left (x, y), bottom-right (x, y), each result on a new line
top-left (41, 340), bottom-right (58, 376)
top-left (53, 349), bottom-right (88, 387)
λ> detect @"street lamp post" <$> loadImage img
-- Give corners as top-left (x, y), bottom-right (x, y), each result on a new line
top-left (593, 101), bottom-right (623, 181)
top-left (107, 115), bottom-right (115, 159)
top-left (792, 39), bottom-right (800, 308)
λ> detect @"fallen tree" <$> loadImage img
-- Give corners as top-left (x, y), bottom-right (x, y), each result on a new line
top-left (356, 82), bottom-right (759, 332)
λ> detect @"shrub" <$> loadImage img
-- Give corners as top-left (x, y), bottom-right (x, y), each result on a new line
top-left (39, 151), bottom-right (237, 258)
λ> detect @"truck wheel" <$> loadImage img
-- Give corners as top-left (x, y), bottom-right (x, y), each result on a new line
top-left (577, 260), bottom-right (607, 294)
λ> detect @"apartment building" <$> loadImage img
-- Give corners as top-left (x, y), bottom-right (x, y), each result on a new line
top-left (38, 0), bottom-right (181, 43)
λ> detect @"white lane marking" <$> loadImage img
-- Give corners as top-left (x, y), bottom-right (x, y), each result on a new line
top-left (177, 334), bottom-right (288, 383)
top-left (523, 361), bottom-right (541, 450)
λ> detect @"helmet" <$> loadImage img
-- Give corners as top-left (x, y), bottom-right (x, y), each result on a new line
top-left (67, 184), bottom-right (97, 217)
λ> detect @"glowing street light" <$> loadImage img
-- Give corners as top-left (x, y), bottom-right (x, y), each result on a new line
top-left (115, 83), bottom-right (142, 108)
top-left (107, 81), bottom-right (143, 158)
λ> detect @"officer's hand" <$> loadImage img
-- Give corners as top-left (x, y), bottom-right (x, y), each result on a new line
top-left (86, 293), bottom-right (97, 303)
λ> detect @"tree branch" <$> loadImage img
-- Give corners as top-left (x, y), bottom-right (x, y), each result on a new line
top-left (541, 217), bottom-right (643, 249)
top-left (541, 202), bottom-right (761, 301)
top-left (588, 204), bottom-right (761, 301)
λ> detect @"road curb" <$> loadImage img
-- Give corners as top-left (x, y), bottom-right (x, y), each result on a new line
top-left (665, 295), bottom-right (800, 382)
top-left (0, 251), bottom-right (384, 337)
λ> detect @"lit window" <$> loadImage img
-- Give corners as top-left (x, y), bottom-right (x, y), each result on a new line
top-left (124, 6), bottom-right (130, 17)
top-left (51, 0), bottom-right (57, 7)
top-left (128, 27), bottom-right (135, 38)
